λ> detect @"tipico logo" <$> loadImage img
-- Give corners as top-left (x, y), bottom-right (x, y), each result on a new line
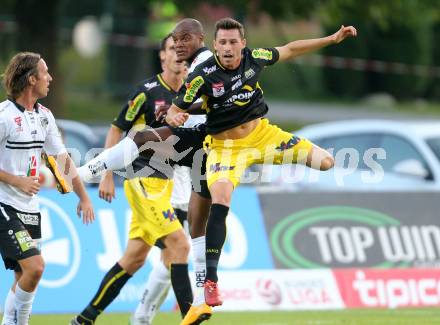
top-left (39, 197), bottom-right (81, 288)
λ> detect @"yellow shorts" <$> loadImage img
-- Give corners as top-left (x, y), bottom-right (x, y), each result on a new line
top-left (204, 119), bottom-right (313, 188)
top-left (124, 177), bottom-right (182, 246)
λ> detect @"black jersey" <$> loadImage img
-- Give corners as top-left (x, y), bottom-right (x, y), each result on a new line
top-left (173, 47), bottom-right (279, 134)
top-left (113, 74), bottom-right (178, 179)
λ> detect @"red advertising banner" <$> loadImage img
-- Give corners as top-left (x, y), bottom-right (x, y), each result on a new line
top-left (333, 269), bottom-right (440, 309)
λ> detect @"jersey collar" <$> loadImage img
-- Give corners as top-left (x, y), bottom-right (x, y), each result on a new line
top-left (157, 74), bottom-right (173, 93)
top-left (214, 53), bottom-right (226, 70)
top-left (11, 100), bottom-right (39, 113)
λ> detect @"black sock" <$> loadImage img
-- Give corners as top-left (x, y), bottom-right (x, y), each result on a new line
top-left (170, 263), bottom-right (193, 318)
top-left (205, 203), bottom-right (229, 283)
top-left (77, 263), bottom-right (131, 323)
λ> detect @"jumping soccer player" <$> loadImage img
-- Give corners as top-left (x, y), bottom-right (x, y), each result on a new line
top-left (165, 18), bottom-right (356, 306)
top-left (77, 19), bottom-right (215, 325)
top-left (71, 34), bottom-right (195, 325)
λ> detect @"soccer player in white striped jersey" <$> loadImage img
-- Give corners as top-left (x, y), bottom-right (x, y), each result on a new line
top-left (0, 52), bottom-right (94, 325)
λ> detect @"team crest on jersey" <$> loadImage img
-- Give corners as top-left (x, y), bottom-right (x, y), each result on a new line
top-left (14, 116), bottom-right (22, 127)
top-left (212, 82), bottom-right (225, 97)
top-left (154, 100), bottom-right (166, 111)
top-left (14, 116), bottom-right (23, 132)
top-left (40, 116), bottom-right (49, 128)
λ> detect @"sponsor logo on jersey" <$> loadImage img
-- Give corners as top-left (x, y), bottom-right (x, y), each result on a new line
top-left (144, 81), bottom-right (159, 90)
top-left (203, 65), bottom-right (217, 75)
top-left (15, 230), bottom-right (36, 252)
top-left (252, 49), bottom-right (273, 61)
top-left (209, 163), bottom-right (235, 173)
top-left (184, 76), bottom-right (204, 103)
top-left (232, 79), bottom-right (243, 91)
top-left (125, 92), bottom-right (146, 121)
top-left (154, 100), bottom-right (166, 111)
top-left (226, 85), bottom-right (256, 106)
top-left (231, 74), bottom-right (242, 82)
top-left (17, 213), bottom-right (39, 226)
top-left (212, 82), bottom-right (225, 97)
top-left (88, 160), bottom-right (107, 176)
top-left (245, 68), bottom-right (255, 79)
top-left (27, 155), bottom-right (37, 177)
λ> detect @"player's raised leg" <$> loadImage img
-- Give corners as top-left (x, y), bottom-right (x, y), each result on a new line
top-left (77, 127), bottom-right (175, 182)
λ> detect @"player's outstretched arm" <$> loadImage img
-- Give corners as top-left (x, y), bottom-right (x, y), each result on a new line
top-left (276, 25), bottom-right (357, 62)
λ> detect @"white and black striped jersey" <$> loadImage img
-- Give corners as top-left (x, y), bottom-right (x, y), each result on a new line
top-left (170, 47), bottom-right (210, 210)
top-left (0, 100), bottom-right (66, 212)
top-left (187, 47), bottom-right (213, 74)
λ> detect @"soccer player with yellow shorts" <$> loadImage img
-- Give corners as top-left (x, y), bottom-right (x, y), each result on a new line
top-left (71, 34), bottom-right (193, 325)
top-left (166, 18), bottom-right (357, 307)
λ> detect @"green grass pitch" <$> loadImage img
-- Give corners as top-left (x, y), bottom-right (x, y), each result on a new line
top-left (23, 309), bottom-right (440, 325)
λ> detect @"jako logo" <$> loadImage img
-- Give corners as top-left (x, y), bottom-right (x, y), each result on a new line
top-left (39, 197), bottom-right (81, 288)
top-left (256, 279), bottom-right (282, 305)
top-left (209, 163), bottom-right (235, 173)
top-left (275, 136), bottom-right (301, 151)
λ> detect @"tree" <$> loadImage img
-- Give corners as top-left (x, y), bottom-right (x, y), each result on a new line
top-left (14, 0), bottom-right (63, 113)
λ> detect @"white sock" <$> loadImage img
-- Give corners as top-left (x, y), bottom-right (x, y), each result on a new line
top-left (134, 261), bottom-right (170, 321)
top-left (14, 285), bottom-right (35, 325)
top-left (1, 289), bottom-right (15, 324)
top-left (78, 137), bottom-right (139, 182)
top-left (191, 236), bottom-right (206, 306)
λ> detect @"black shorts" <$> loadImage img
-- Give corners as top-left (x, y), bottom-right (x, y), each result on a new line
top-left (155, 208), bottom-right (188, 249)
top-left (170, 124), bottom-right (210, 199)
top-left (0, 202), bottom-right (41, 270)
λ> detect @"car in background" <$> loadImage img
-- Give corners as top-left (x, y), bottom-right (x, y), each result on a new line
top-left (57, 119), bottom-right (101, 166)
top-left (256, 119), bottom-right (440, 191)
top-left (56, 119), bottom-right (125, 186)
